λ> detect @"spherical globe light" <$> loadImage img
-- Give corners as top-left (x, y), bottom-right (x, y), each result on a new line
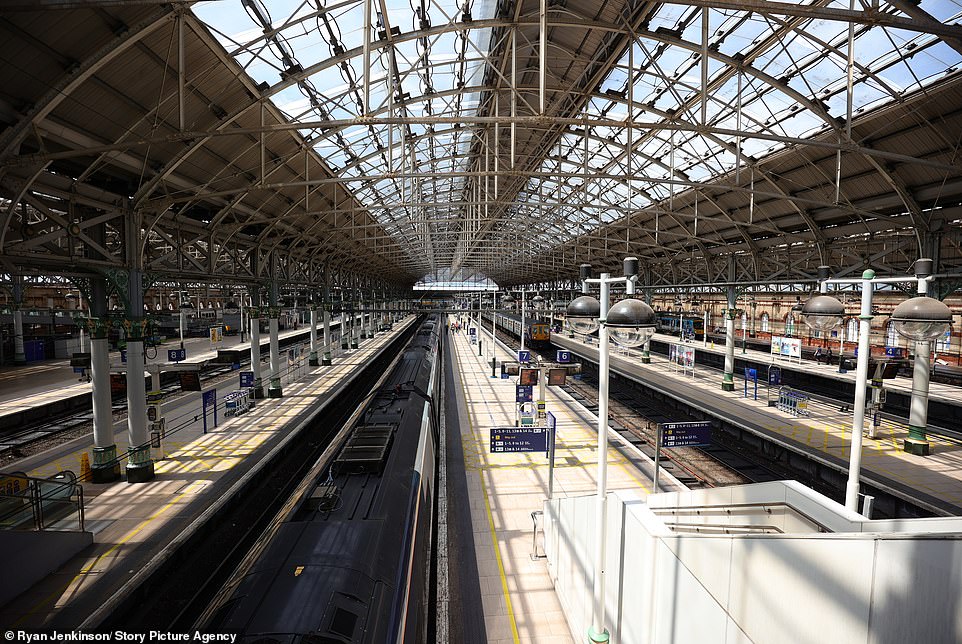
top-left (800, 295), bottom-right (845, 332)
top-left (565, 295), bottom-right (600, 336)
top-left (606, 298), bottom-right (656, 347)
top-left (890, 296), bottom-right (953, 341)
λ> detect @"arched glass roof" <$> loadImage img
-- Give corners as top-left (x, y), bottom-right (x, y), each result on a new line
top-left (192, 0), bottom-right (962, 285)
top-left (1, 2), bottom-right (961, 290)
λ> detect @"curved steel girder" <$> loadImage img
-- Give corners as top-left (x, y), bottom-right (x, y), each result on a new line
top-left (131, 16), bottom-right (410, 273)
top-left (7, 9), bottom-right (952, 286)
top-left (0, 8), bottom-right (176, 161)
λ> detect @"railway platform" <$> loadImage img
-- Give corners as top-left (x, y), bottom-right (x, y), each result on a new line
top-left (553, 332), bottom-right (962, 516)
top-left (0, 319), bottom-right (355, 417)
top-left (444, 322), bottom-right (677, 643)
top-left (648, 330), bottom-right (962, 409)
top-left (0, 318), bottom-right (413, 630)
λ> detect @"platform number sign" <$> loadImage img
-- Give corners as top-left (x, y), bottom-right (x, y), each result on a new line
top-left (518, 350), bottom-right (531, 364)
top-left (168, 348), bottom-right (186, 363)
top-left (239, 371), bottom-right (255, 388)
top-left (556, 350), bottom-right (571, 363)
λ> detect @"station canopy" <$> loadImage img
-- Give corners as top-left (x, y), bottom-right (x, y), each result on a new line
top-left (1, 1), bottom-right (961, 291)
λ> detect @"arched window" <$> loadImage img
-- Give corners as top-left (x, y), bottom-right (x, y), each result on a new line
top-left (785, 313), bottom-right (795, 337)
top-left (846, 317), bottom-right (858, 340)
top-left (935, 329), bottom-right (952, 352)
top-left (886, 320), bottom-right (899, 348)
top-left (760, 313), bottom-right (770, 333)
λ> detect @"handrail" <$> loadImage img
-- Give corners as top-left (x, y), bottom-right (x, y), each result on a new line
top-left (658, 521), bottom-right (784, 535)
top-left (0, 470), bottom-right (85, 532)
top-left (650, 500), bottom-right (832, 533)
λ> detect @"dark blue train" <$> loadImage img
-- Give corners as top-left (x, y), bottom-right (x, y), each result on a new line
top-left (200, 315), bottom-right (442, 642)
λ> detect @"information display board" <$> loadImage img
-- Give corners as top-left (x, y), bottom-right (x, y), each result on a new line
top-left (240, 371), bottom-right (255, 388)
top-left (660, 421), bottom-right (712, 448)
top-left (489, 426), bottom-right (548, 453)
top-left (519, 368), bottom-right (539, 386)
top-left (548, 368), bottom-right (567, 386)
top-left (179, 371), bottom-right (202, 392)
top-left (515, 385), bottom-right (533, 403)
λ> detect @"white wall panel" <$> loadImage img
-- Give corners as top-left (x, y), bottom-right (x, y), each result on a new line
top-left (867, 539), bottom-right (962, 644)
top-left (728, 537), bottom-right (874, 644)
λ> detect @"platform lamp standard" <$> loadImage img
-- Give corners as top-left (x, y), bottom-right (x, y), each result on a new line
top-left (800, 261), bottom-right (952, 512)
top-left (565, 258), bottom-right (656, 644)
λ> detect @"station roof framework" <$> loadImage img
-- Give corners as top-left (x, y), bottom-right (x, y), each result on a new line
top-left (1, 1), bottom-right (962, 296)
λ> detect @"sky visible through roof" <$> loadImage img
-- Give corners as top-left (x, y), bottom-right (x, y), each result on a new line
top-left (195, 0), bottom-right (962, 283)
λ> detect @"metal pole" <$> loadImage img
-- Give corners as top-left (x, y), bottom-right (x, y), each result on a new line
top-left (362, 0), bottom-right (372, 114)
top-left (653, 423), bottom-right (662, 493)
top-left (491, 294), bottom-right (498, 377)
top-left (548, 416), bottom-right (556, 500)
top-left (847, 269), bottom-right (875, 511)
top-left (589, 274), bottom-right (610, 643)
top-left (539, 0), bottom-right (546, 115)
top-left (520, 288), bottom-right (526, 355)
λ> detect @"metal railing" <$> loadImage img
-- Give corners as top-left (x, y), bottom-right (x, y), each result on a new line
top-left (0, 470), bottom-right (85, 531)
top-left (650, 500), bottom-right (832, 534)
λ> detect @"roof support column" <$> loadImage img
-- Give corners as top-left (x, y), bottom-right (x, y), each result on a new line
top-left (309, 298), bottom-right (319, 366)
top-left (722, 285), bottom-right (736, 391)
top-left (248, 286), bottom-right (264, 399)
top-left (88, 275), bottom-right (120, 482)
top-left (11, 275), bottom-right (25, 365)
top-left (322, 269), bottom-right (332, 365)
top-left (267, 281), bottom-right (283, 398)
top-left (124, 265), bottom-right (154, 483)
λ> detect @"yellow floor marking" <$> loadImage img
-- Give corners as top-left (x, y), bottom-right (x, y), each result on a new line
top-left (453, 339), bottom-right (521, 644)
top-left (16, 490), bottom-right (186, 624)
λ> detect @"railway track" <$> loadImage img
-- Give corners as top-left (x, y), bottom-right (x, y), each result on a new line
top-left (88, 322), bottom-right (420, 631)
top-left (487, 322), bottom-right (788, 491)
top-left (0, 330), bottom-right (314, 465)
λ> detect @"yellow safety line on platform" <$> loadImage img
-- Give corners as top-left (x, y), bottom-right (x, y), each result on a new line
top-left (453, 338), bottom-right (521, 644)
top-left (15, 490), bottom-right (184, 625)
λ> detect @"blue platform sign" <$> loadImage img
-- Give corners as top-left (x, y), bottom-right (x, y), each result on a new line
top-left (239, 371), bottom-right (255, 388)
top-left (518, 350), bottom-right (531, 363)
top-left (516, 385), bottom-right (533, 403)
top-left (660, 421), bottom-right (712, 448)
top-left (556, 350), bottom-right (572, 363)
top-left (490, 426), bottom-right (548, 453)
top-left (202, 388), bottom-right (217, 434)
top-left (168, 348), bottom-right (187, 362)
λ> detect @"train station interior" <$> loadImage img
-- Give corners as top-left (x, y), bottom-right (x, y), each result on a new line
top-left (2, 1), bottom-right (962, 642)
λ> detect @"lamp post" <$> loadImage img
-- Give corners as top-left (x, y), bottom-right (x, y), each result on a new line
top-left (890, 259), bottom-right (953, 456)
top-left (801, 261), bottom-right (952, 511)
top-left (565, 258), bottom-right (656, 644)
